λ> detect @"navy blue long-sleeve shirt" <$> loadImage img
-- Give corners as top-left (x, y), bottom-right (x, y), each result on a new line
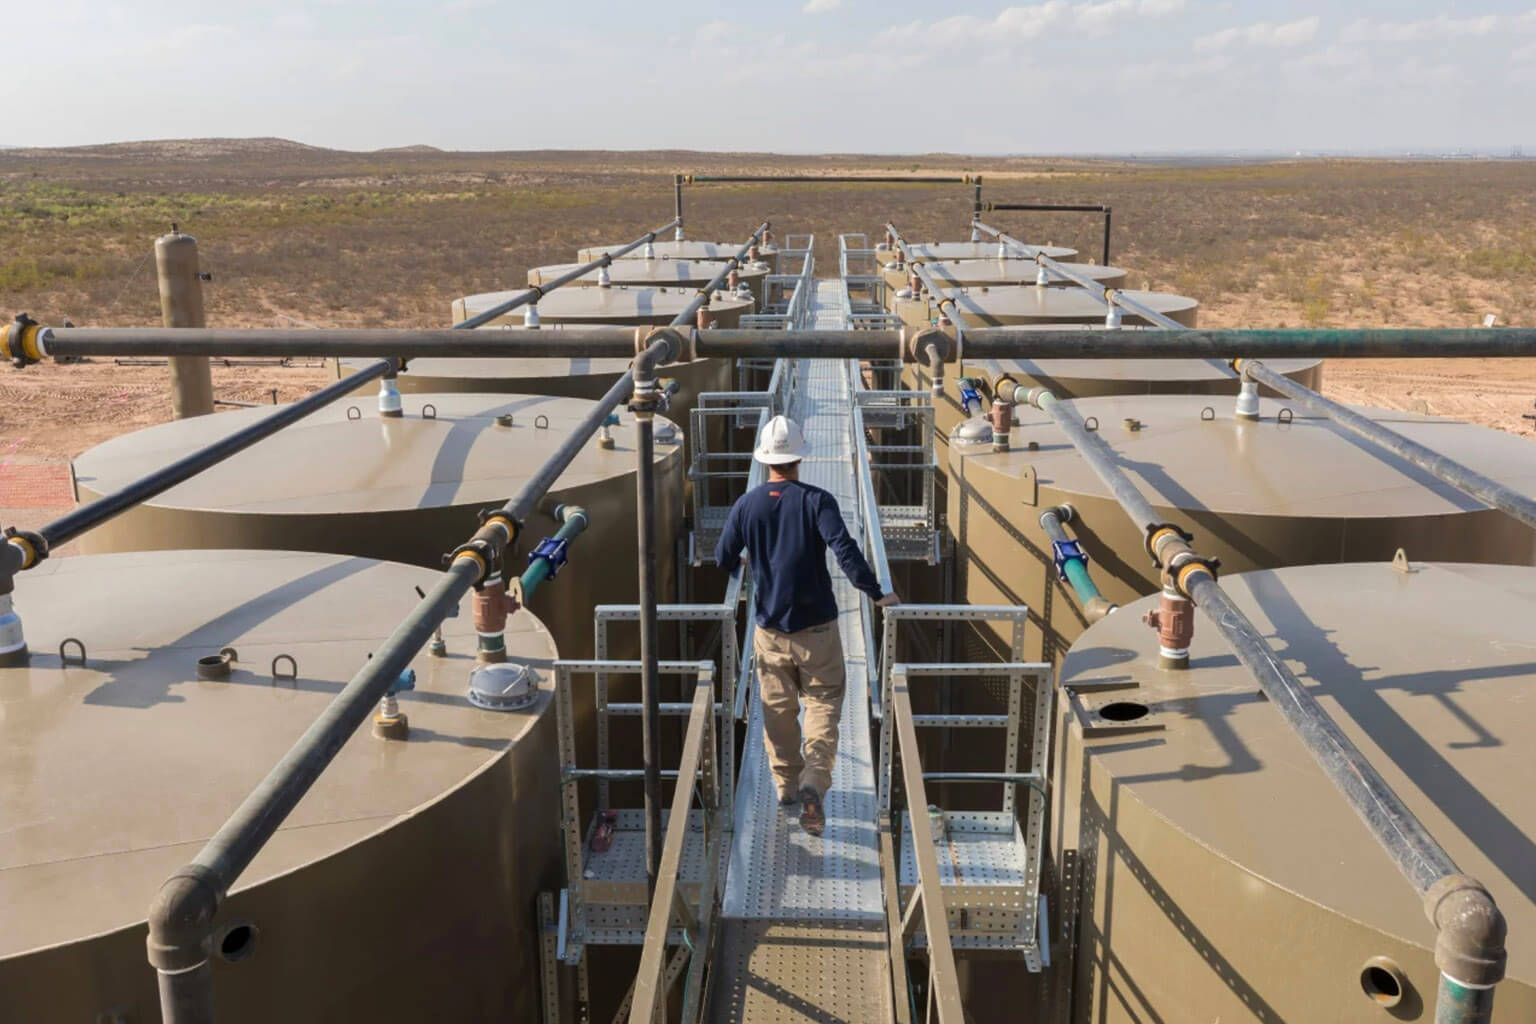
top-left (715, 478), bottom-right (884, 633)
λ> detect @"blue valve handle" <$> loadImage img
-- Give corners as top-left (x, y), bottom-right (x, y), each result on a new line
top-left (388, 668), bottom-right (417, 695)
top-left (1051, 538), bottom-right (1089, 582)
top-left (529, 536), bottom-right (570, 578)
top-left (958, 381), bottom-right (982, 416)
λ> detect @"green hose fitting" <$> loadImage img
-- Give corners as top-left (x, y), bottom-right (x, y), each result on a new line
top-left (519, 505), bottom-right (589, 602)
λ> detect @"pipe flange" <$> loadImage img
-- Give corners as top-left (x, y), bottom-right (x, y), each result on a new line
top-left (907, 326), bottom-right (951, 366)
top-left (1424, 874), bottom-right (1508, 988)
top-left (639, 326), bottom-right (687, 366)
top-left (5, 313), bottom-right (43, 367)
top-left (1144, 522), bottom-right (1194, 568)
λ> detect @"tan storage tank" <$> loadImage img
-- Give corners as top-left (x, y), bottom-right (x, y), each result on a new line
top-left (69, 393), bottom-right (685, 663)
top-left (0, 549), bottom-right (561, 1023)
top-left (949, 395), bottom-right (1536, 665)
top-left (882, 259), bottom-right (1128, 308)
top-left (576, 239), bottom-right (779, 266)
top-left (875, 241), bottom-right (1079, 265)
top-left (529, 258), bottom-right (770, 304)
top-left (1052, 561), bottom-right (1536, 1023)
top-left (895, 286), bottom-right (1199, 330)
top-left (449, 284), bottom-right (753, 330)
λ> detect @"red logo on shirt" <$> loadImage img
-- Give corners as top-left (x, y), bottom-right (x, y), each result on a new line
top-left (769, 490), bottom-right (781, 498)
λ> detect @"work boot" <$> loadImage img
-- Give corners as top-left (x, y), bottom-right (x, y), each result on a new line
top-left (798, 786), bottom-right (824, 837)
top-left (778, 788), bottom-right (800, 807)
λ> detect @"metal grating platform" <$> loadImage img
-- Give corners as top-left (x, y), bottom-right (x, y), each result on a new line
top-left (712, 279), bottom-right (895, 1020)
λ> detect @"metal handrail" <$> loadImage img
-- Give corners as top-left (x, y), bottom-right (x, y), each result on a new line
top-left (629, 674), bottom-right (721, 1024)
top-left (890, 667), bottom-right (966, 1023)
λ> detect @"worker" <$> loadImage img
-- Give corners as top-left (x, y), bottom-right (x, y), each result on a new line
top-left (716, 415), bottom-right (899, 837)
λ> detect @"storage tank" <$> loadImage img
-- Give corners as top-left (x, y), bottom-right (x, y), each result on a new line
top-left (881, 258), bottom-right (1128, 309)
top-left (449, 285), bottom-right (753, 329)
top-left (0, 549), bottom-right (561, 1023)
top-left (69, 393), bottom-right (685, 664)
top-left (1051, 560), bottom-right (1536, 1023)
top-left (528, 258), bottom-right (770, 303)
top-left (576, 239), bottom-right (779, 267)
top-left (875, 241), bottom-right (1079, 265)
top-left (949, 395), bottom-right (1536, 665)
top-left (893, 286), bottom-right (1199, 330)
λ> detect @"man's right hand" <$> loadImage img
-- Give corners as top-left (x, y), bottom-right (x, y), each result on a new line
top-left (875, 592), bottom-right (901, 608)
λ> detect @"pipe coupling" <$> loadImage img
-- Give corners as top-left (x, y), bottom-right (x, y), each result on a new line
top-left (1144, 522), bottom-right (1194, 568)
top-left (1025, 386), bottom-right (1053, 411)
top-left (5, 528), bottom-right (48, 572)
top-left (1166, 550), bottom-right (1221, 599)
top-left (146, 864), bottom-right (223, 972)
top-left (1425, 875), bottom-right (1508, 988)
top-left (991, 373), bottom-right (1023, 405)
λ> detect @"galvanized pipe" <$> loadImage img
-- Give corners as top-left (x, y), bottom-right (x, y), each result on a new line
top-left (36, 360), bottom-right (395, 554)
top-left (16, 325), bottom-right (1536, 363)
top-left (146, 333), bottom-right (677, 1024)
top-left (1241, 359), bottom-right (1536, 534)
top-left (631, 362), bottom-right (665, 899)
top-left (670, 222), bottom-right (771, 330)
top-left (454, 217), bottom-right (681, 329)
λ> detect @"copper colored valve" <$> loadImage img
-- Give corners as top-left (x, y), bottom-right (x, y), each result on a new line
top-left (747, 244), bottom-right (760, 262)
top-left (989, 398), bottom-right (1013, 451)
top-left (727, 268), bottom-right (740, 290)
top-left (474, 578), bottom-right (520, 636)
top-left (1142, 586), bottom-right (1194, 670)
top-left (908, 272), bottom-right (921, 296)
top-left (696, 306), bottom-right (715, 330)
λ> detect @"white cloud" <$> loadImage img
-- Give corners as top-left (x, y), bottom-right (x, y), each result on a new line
top-left (878, 0), bottom-right (1185, 51)
top-left (1341, 14), bottom-right (1503, 44)
top-left (1195, 16), bottom-right (1319, 52)
top-left (803, 0), bottom-right (839, 12)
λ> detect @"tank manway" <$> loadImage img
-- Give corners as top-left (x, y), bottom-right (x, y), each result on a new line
top-left (1054, 561), bottom-right (1536, 1023)
top-left (0, 549), bottom-right (561, 1024)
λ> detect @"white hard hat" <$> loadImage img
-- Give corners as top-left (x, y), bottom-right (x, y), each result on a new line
top-left (753, 415), bottom-right (807, 465)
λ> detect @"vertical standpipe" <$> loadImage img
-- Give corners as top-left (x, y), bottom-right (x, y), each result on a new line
top-left (155, 231), bottom-right (214, 418)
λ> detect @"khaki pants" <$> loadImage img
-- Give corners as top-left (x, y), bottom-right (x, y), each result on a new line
top-left (753, 620), bottom-right (846, 798)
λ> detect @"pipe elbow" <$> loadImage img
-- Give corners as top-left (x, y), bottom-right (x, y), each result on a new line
top-left (555, 504), bottom-right (590, 533)
top-left (637, 327), bottom-right (686, 373)
top-left (907, 326), bottom-right (951, 367)
top-left (1084, 596), bottom-right (1118, 622)
top-left (146, 864), bottom-right (222, 972)
top-left (1040, 504), bottom-right (1076, 529)
top-left (1425, 875), bottom-right (1508, 988)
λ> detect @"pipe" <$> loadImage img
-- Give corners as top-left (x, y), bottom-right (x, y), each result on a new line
top-left (631, 363), bottom-right (664, 900)
top-left (454, 217), bottom-right (681, 329)
top-left (520, 504), bottom-right (589, 601)
top-left (673, 174), bottom-right (685, 241)
top-left (682, 174), bottom-right (978, 184)
top-left (36, 359), bottom-right (394, 554)
top-left (1038, 506), bottom-right (1115, 622)
top-left (15, 325), bottom-right (1536, 363)
top-left (979, 202), bottom-right (1114, 265)
top-left (146, 332), bottom-right (678, 1022)
top-left (1240, 359), bottom-right (1536, 534)
top-left (670, 222), bottom-right (772, 330)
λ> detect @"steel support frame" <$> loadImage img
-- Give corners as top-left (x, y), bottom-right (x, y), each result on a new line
top-left (628, 674), bottom-right (722, 1024)
top-left (551, 659), bottom-right (717, 978)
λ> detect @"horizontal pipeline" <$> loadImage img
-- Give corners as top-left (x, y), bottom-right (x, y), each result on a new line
top-left (683, 174), bottom-right (978, 184)
top-left (13, 326), bottom-right (1536, 362)
top-left (982, 202), bottom-right (1109, 213)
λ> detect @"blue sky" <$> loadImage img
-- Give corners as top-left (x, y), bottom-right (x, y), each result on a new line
top-left (8, 1), bottom-right (1536, 152)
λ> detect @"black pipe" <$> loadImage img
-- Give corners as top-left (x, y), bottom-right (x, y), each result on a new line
top-left (632, 367), bottom-right (663, 899)
top-left (38, 360), bottom-right (393, 552)
top-left (21, 325), bottom-right (1536, 362)
top-left (978, 202), bottom-right (1114, 261)
top-left (453, 217), bottom-right (680, 329)
top-left (671, 222), bottom-right (770, 329)
top-left (147, 335), bottom-right (677, 1022)
top-left (683, 175), bottom-right (977, 184)
top-left (673, 174), bottom-right (685, 239)
top-left (1242, 359), bottom-right (1536, 532)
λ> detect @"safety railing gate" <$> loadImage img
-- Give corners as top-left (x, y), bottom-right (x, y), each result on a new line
top-left (538, 659), bottom-right (722, 1024)
top-left (874, 605), bottom-right (1054, 1018)
top-left (855, 388), bottom-right (939, 563)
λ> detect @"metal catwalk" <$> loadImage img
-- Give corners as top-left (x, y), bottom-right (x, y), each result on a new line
top-left (710, 279), bottom-right (895, 1021)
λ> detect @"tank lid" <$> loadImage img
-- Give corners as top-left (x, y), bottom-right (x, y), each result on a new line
top-left (457, 285), bottom-right (752, 323)
top-left (0, 549), bottom-right (555, 957)
top-left (531, 259), bottom-right (769, 286)
top-left (943, 286), bottom-right (1198, 324)
top-left (878, 241), bottom-right (1079, 263)
top-left (72, 393), bottom-right (679, 516)
top-left (898, 258), bottom-right (1127, 286)
top-left (577, 240), bottom-right (780, 261)
top-left (1060, 561), bottom-right (1536, 973)
top-left (952, 394), bottom-right (1536, 519)
top-left (972, 354), bottom-right (1321, 384)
